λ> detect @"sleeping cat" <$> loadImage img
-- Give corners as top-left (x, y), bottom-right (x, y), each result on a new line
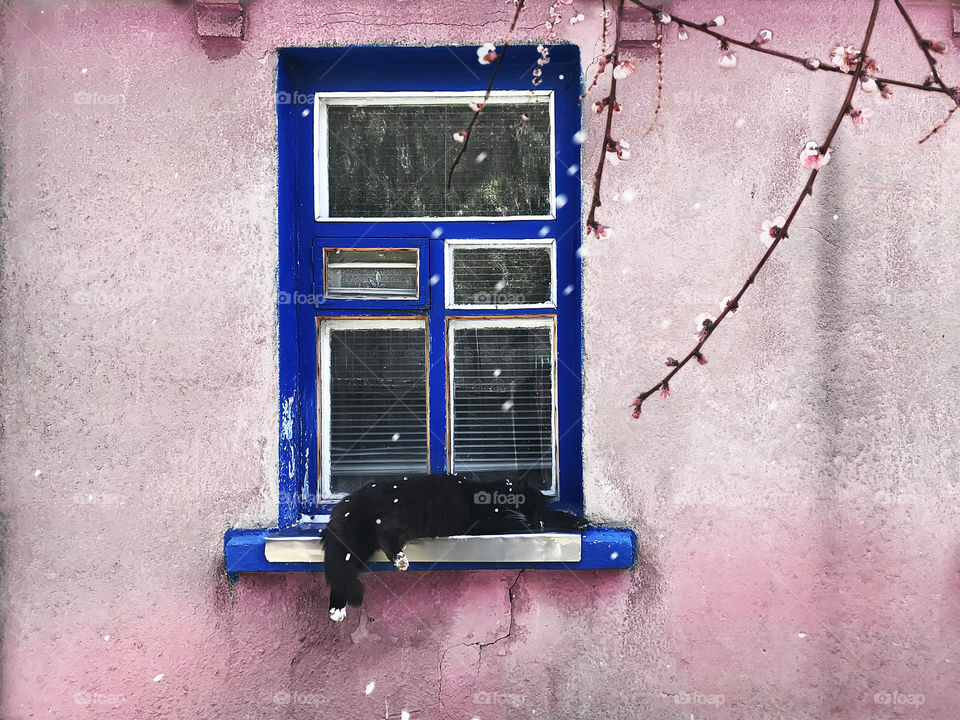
top-left (321, 473), bottom-right (588, 621)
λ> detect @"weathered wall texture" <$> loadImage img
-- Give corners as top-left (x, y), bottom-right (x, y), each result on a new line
top-left (1, 1), bottom-right (958, 718)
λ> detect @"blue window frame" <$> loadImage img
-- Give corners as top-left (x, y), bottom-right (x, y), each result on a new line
top-left (276, 46), bottom-right (584, 526)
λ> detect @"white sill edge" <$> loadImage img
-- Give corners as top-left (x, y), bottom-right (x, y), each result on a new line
top-left (263, 531), bottom-right (582, 564)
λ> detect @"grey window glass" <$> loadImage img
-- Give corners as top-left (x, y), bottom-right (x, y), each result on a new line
top-left (328, 326), bottom-right (428, 494)
top-left (324, 248), bottom-right (419, 299)
top-left (452, 246), bottom-right (552, 305)
top-left (324, 101), bottom-right (551, 218)
top-left (451, 325), bottom-right (553, 490)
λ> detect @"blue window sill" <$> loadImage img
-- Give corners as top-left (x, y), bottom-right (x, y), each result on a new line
top-left (224, 526), bottom-right (635, 578)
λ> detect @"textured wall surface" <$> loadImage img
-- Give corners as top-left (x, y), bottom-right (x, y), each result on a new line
top-left (1, 1), bottom-right (959, 718)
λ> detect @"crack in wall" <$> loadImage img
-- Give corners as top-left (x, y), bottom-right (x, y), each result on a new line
top-left (435, 570), bottom-right (524, 717)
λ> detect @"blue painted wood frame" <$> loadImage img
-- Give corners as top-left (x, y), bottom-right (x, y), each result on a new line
top-left (276, 45), bottom-right (585, 524)
top-left (225, 526), bottom-right (636, 576)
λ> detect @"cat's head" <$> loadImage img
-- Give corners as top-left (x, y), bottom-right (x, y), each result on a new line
top-left (498, 477), bottom-right (550, 521)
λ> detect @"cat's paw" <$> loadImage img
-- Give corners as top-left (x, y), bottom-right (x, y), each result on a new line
top-left (393, 551), bottom-right (409, 571)
top-left (329, 607), bottom-right (347, 622)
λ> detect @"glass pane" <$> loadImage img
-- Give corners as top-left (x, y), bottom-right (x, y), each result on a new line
top-left (327, 325), bottom-right (428, 494)
top-left (452, 246), bottom-right (552, 305)
top-left (325, 101), bottom-right (551, 218)
top-left (451, 324), bottom-right (554, 490)
top-left (324, 248), bottom-right (419, 299)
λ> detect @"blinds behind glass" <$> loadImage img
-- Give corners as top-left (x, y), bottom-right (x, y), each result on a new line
top-left (451, 324), bottom-right (554, 491)
top-left (327, 325), bottom-right (429, 494)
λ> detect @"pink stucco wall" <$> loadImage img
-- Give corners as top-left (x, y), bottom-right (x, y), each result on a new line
top-left (1, 1), bottom-right (959, 718)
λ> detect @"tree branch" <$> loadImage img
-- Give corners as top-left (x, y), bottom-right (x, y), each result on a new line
top-left (585, 0), bottom-right (625, 236)
top-left (627, 0), bottom-right (957, 100)
top-left (446, 0), bottom-right (526, 190)
top-left (892, 0), bottom-right (957, 98)
top-left (631, 0), bottom-right (882, 417)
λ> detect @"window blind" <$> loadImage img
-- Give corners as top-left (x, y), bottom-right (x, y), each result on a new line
top-left (451, 245), bottom-right (552, 306)
top-left (451, 324), bottom-right (554, 491)
top-left (327, 325), bottom-right (428, 494)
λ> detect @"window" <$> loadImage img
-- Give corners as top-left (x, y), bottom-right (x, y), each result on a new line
top-left (275, 45), bottom-right (584, 525)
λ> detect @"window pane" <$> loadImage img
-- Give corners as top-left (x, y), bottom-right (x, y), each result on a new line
top-left (324, 248), bottom-right (419, 299)
top-left (452, 246), bottom-right (552, 306)
top-left (451, 324), bottom-right (554, 491)
top-left (327, 325), bottom-right (428, 494)
top-left (325, 101), bottom-right (551, 218)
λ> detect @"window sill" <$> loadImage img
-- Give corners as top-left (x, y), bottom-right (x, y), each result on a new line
top-left (224, 525), bottom-right (635, 576)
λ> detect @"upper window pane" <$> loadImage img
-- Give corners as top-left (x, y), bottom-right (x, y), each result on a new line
top-left (317, 93), bottom-right (553, 219)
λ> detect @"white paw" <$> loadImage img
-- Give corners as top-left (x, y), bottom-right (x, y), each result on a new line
top-left (393, 551), bottom-right (409, 571)
top-left (329, 607), bottom-right (347, 622)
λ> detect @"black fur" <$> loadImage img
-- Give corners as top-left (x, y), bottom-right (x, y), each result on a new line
top-left (321, 474), bottom-right (587, 619)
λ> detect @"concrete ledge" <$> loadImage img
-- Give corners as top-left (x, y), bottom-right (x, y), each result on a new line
top-left (195, 2), bottom-right (245, 39)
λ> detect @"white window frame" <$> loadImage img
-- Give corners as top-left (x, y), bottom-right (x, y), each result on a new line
top-left (322, 246), bottom-right (421, 301)
top-left (446, 316), bottom-right (559, 496)
top-left (313, 90), bottom-right (557, 222)
top-left (444, 239), bottom-right (556, 310)
top-left (318, 317), bottom-right (430, 500)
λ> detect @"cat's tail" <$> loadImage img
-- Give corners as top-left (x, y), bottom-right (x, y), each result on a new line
top-left (321, 526), bottom-right (364, 621)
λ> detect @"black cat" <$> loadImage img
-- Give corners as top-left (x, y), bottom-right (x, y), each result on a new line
top-left (321, 474), bottom-right (588, 621)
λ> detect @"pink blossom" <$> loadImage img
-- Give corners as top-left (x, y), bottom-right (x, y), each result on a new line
top-left (587, 222), bottom-right (612, 240)
top-left (665, 357), bottom-right (680, 367)
top-left (830, 44), bottom-right (860, 73)
top-left (849, 106), bottom-right (873, 131)
top-left (468, 101), bottom-right (485, 113)
top-left (759, 215), bottom-right (787, 248)
top-left (694, 313), bottom-right (715, 341)
top-left (752, 29), bottom-right (773, 46)
top-left (613, 61), bottom-right (636, 80)
top-left (799, 141), bottom-right (831, 170)
top-left (721, 296), bottom-right (739, 315)
top-left (592, 98), bottom-right (622, 114)
top-left (569, 12), bottom-right (585, 25)
top-left (605, 138), bottom-right (631, 164)
top-left (695, 313), bottom-right (714, 329)
top-left (453, 129), bottom-right (469, 143)
top-left (718, 49), bottom-right (738, 68)
top-left (926, 39), bottom-right (949, 54)
top-left (660, 384), bottom-right (670, 399)
top-left (695, 352), bottom-right (708, 365)
top-left (706, 15), bottom-right (725, 28)
top-left (477, 43), bottom-right (498, 65)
